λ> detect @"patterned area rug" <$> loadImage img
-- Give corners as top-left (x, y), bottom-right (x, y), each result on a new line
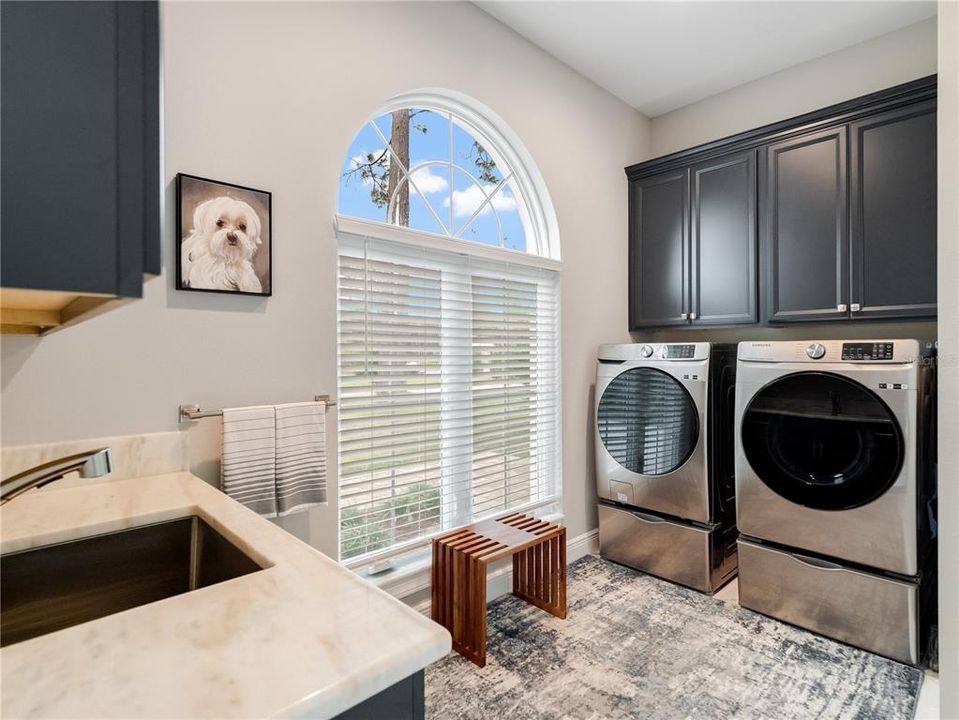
top-left (425, 556), bottom-right (922, 720)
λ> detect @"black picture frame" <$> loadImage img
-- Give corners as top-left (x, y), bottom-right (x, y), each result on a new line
top-left (175, 173), bottom-right (273, 297)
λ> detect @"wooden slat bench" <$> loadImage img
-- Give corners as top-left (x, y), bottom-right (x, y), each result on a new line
top-left (431, 513), bottom-right (567, 667)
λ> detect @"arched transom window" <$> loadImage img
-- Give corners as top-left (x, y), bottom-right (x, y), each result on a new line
top-left (335, 91), bottom-right (561, 564)
top-left (338, 93), bottom-right (557, 259)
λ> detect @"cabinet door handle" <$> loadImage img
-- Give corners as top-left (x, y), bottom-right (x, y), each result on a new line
top-left (837, 303), bottom-right (847, 312)
top-left (689, 312), bottom-right (697, 320)
top-left (680, 313), bottom-right (688, 320)
top-left (850, 303), bottom-right (861, 312)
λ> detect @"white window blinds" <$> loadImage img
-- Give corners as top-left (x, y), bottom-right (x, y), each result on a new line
top-left (337, 233), bottom-right (560, 562)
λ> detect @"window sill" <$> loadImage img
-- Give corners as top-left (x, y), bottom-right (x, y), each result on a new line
top-left (355, 546), bottom-right (434, 599)
top-left (353, 510), bottom-right (566, 604)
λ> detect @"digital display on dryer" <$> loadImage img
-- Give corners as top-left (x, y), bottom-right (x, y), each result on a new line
top-left (841, 343), bottom-right (894, 361)
top-left (665, 345), bottom-right (695, 359)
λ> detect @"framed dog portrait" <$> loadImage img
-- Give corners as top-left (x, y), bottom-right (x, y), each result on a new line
top-left (176, 173), bottom-right (272, 296)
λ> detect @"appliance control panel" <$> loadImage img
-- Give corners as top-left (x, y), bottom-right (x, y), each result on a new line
top-left (597, 343), bottom-right (711, 362)
top-left (737, 339), bottom-right (918, 364)
top-left (841, 342), bottom-right (894, 361)
top-left (664, 344), bottom-right (696, 359)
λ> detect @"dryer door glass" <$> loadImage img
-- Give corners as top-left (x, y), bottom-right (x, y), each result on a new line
top-left (597, 367), bottom-right (699, 476)
top-left (741, 372), bottom-right (904, 510)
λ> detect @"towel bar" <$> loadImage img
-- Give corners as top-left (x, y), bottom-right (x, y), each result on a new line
top-left (178, 395), bottom-right (337, 422)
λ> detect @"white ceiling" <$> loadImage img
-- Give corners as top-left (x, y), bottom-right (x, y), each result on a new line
top-left (476, 1), bottom-right (937, 117)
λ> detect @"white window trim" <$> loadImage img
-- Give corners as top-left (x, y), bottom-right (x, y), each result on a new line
top-left (334, 215), bottom-right (562, 272)
top-left (344, 88), bottom-right (562, 263)
top-left (335, 89), bottom-right (564, 571)
top-left (335, 229), bottom-right (564, 570)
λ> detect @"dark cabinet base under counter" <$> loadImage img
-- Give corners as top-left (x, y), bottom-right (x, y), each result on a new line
top-left (333, 672), bottom-right (425, 720)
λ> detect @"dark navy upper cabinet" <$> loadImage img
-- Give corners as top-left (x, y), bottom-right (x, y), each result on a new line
top-left (628, 151), bottom-right (758, 330)
top-left (764, 127), bottom-right (849, 323)
top-left (624, 76), bottom-right (937, 330)
top-left (1, 1), bottom-right (160, 334)
top-left (629, 170), bottom-right (690, 329)
top-left (691, 150), bottom-right (758, 326)
top-left (849, 101), bottom-right (937, 320)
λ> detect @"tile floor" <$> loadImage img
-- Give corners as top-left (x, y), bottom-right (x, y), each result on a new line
top-left (713, 578), bottom-right (939, 720)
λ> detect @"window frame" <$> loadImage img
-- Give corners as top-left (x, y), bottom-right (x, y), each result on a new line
top-left (335, 90), bottom-right (563, 569)
top-left (340, 89), bottom-right (561, 263)
top-left (335, 229), bottom-right (562, 567)
top-left (334, 215), bottom-right (562, 273)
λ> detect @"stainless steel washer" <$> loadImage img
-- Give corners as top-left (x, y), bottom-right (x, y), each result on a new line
top-left (734, 339), bottom-right (936, 664)
top-left (595, 342), bottom-right (738, 593)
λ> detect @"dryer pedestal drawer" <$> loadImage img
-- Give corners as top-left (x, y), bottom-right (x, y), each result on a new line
top-left (737, 538), bottom-right (919, 665)
top-left (598, 503), bottom-right (736, 593)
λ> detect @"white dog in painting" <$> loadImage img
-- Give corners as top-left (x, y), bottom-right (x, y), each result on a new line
top-left (181, 196), bottom-right (263, 293)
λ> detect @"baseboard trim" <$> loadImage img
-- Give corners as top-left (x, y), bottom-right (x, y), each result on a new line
top-left (568, 527), bottom-right (600, 562)
top-left (409, 527), bottom-right (599, 616)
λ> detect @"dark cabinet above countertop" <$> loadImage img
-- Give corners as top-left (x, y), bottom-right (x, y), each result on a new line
top-left (0, 0), bottom-right (160, 335)
top-left (625, 76), bottom-right (937, 331)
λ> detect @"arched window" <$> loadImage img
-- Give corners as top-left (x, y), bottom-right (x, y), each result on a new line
top-left (337, 90), bottom-right (559, 260)
top-left (336, 91), bottom-right (561, 564)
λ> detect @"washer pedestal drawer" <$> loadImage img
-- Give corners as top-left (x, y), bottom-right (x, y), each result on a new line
top-left (598, 503), bottom-right (736, 594)
top-left (737, 537), bottom-right (919, 665)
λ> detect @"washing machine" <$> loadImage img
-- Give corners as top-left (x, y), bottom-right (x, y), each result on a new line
top-left (595, 342), bottom-right (738, 593)
top-left (734, 339), bottom-right (936, 664)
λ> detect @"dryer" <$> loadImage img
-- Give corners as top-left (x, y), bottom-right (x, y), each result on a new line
top-left (734, 339), bottom-right (936, 665)
top-left (595, 342), bottom-right (738, 593)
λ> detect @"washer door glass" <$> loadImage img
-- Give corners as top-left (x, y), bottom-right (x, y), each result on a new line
top-left (742, 372), bottom-right (904, 510)
top-left (597, 367), bottom-right (699, 476)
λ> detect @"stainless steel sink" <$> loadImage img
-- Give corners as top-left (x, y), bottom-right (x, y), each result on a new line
top-left (1, 516), bottom-right (264, 647)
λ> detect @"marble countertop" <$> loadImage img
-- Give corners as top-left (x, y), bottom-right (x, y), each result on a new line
top-left (0, 472), bottom-right (451, 719)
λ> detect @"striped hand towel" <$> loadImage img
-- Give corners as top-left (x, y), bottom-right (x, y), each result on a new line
top-left (275, 401), bottom-right (328, 516)
top-left (221, 406), bottom-right (278, 518)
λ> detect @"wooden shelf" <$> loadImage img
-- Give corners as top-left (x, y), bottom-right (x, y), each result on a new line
top-left (0, 288), bottom-right (126, 336)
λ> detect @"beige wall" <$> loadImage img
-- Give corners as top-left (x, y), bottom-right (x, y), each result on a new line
top-left (0, 2), bottom-right (650, 555)
top-left (649, 18), bottom-right (938, 157)
top-left (937, 1), bottom-right (958, 715)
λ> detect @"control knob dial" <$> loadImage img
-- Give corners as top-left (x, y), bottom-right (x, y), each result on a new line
top-left (806, 343), bottom-right (826, 360)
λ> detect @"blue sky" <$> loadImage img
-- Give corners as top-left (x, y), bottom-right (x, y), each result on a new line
top-left (338, 110), bottom-right (527, 252)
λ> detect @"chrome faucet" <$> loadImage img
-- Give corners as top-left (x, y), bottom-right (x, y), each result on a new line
top-left (0, 448), bottom-right (112, 505)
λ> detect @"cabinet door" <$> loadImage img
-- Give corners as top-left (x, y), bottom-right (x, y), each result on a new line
top-left (334, 671), bottom-right (424, 720)
top-left (0, 1), bottom-right (159, 297)
top-left (764, 127), bottom-right (848, 322)
top-left (629, 170), bottom-right (690, 329)
top-left (118, 1), bottom-right (161, 280)
top-left (850, 102), bottom-right (936, 319)
top-left (691, 150), bottom-right (758, 325)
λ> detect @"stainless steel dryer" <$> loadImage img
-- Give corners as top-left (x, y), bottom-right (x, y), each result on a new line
top-left (734, 339), bottom-right (936, 665)
top-left (595, 342), bottom-right (738, 593)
